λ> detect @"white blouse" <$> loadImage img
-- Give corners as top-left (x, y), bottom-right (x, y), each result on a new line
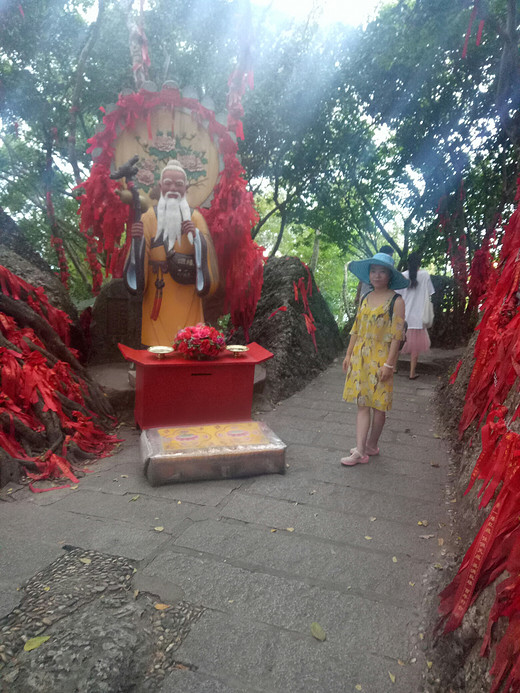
top-left (396, 269), bottom-right (435, 329)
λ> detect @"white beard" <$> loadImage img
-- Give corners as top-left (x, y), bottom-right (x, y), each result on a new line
top-left (156, 193), bottom-right (191, 253)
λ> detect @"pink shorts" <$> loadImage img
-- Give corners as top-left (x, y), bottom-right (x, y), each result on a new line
top-left (401, 328), bottom-right (430, 355)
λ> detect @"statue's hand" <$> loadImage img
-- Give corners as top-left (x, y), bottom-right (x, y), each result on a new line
top-left (131, 221), bottom-right (144, 239)
top-left (181, 220), bottom-right (196, 236)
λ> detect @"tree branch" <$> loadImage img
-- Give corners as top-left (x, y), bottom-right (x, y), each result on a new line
top-left (68, 0), bottom-right (107, 185)
top-left (269, 207), bottom-right (287, 258)
top-left (355, 186), bottom-right (402, 258)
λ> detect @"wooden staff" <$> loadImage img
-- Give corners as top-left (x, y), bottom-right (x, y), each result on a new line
top-left (112, 155), bottom-right (145, 295)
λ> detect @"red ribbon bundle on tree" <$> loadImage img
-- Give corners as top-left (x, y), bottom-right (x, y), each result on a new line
top-left (441, 179), bottom-right (520, 689)
top-left (292, 261), bottom-right (318, 353)
top-left (0, 267), bottom-right (120, 489)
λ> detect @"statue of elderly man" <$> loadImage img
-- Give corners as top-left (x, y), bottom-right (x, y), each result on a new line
top-left (125, 159), bottom-right (219, 347)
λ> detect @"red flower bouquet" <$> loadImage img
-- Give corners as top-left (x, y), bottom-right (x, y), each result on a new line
top-left (173, 323), bottom-right (226, 360)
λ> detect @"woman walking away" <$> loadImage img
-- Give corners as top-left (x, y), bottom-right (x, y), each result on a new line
top-left (342, 252), bottom-right (408, 466)
top-left (397, 252), bottom-right (435, 380)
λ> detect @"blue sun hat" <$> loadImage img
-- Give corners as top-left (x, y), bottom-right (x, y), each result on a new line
top-left (349, 252), bottom-right (410, 290)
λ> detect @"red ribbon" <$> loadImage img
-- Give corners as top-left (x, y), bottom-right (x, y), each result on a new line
top-left (268, 306), bottom-right (287, 319)
top-left (449, 360), bottom-right (462, 384)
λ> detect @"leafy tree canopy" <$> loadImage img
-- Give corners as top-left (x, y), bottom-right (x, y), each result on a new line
top-left (0, 0), bottom-right (519, 305)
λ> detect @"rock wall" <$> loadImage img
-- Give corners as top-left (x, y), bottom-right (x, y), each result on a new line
top-left (425, 333), bottom-right (511, 692)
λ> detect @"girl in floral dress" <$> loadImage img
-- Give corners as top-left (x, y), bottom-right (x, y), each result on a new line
top-left (341, 253), bottom-right (408, 466)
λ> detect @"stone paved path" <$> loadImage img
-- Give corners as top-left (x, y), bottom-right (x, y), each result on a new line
top-left (0, 358), bottom-right (453, 692)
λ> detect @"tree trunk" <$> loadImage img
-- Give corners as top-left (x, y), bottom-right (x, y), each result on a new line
top-left (269, 208), bottom-right (287, 258)
top-left (309, 230), bottom-right (321, 272)
top-left (342, 262), bottom-right (352, 320)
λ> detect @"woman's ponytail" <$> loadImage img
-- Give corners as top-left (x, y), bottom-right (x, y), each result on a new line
top-left (407, 252), bottom-right (420, 289)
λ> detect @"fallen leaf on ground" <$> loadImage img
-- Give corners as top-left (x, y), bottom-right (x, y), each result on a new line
top-left (79, 557), bottom-right (91, 565)
top-left (427, 661), bottom-right (433, 669)
top-left (120, 474), bottom-right (128, 478)
top-left (43, 586), bottom-right (50, 591)
top-left (310, 622), bottom-right (326, 641)
top-left (177, 501), bottom-right (181, 504)
top-left (398, 659), bottom-right (405, 666)
top-left (286, 527), bottom-right (295, 532)
top-left (438, 538), bottom-right (444, 546)
top-left (419, 633), bottom-right (424, 640)
top-left (409, 582), bottom-right (415, 587)
top-left (392, 556), bottom-right (398, 563)
top-left (370, 517), bottom-right (377, 522)
top-left (355, 686), bottom-right (363, 691)
top-left (364, 536), bottom-right (372, 541)
top-left (129, 495), bottom-right (140, 501)
top-left (71, 485), bottom-right (78, 489)
top-left (174, 663), bottom-right (189, 670)
top-left (389, 671), bottom-right (396, 683)
top-left (434, 563), bottom-right (443, 570)
top-left (24, 636), bottom-right (50, 651)
top-left (418, 520), bottom-right (429, 527)
top-left (154, 603), bottom-right (170, 610)
top-left (420, 534), bottom-right (435, 539)
top-left (271, 529), bottom-right (277, 533)
top-left (154, 526), bottom-right (164, 532)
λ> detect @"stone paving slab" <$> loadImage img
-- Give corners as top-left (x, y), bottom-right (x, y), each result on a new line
top-left (158, 609), bottom-right (423, 693)
top-left (170, 520), bottom-right (430, 604)
top-left (0, 357), bottom-right (453, 691)
top-left (251, 458), bottom-right (446, 503)
top-left (143, 550), bottom-right (416, 658)
top-left (217, 492), bottom-right (439, 560)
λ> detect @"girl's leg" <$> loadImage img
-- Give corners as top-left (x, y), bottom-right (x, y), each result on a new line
top-left (356, 405), bottom-right (371, 455)
top-left (367, 408), bottom-right (386, 451)
top-left (409, 352), bottom-right (419, 379)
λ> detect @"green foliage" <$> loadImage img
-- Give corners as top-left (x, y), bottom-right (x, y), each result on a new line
top-left (1, 0), bottom-right (519, 311)
top-left (254, 196), bottom-right (350, 325)
top-left (349, 0), bottom-right (520, 266)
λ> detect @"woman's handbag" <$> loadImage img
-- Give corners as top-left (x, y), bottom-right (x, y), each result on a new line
top-left (423, 294), bottom-right (434, 329)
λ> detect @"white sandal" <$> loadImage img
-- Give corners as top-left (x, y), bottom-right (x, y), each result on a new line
top-left (341, 449), bottom-right (369, 466)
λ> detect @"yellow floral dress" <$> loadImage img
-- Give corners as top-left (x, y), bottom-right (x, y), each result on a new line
top-left (343, 294), bottom-right (405, 412)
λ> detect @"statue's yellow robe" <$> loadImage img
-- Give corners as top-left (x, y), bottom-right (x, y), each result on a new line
top-left (140, 206), bottom-right (213, 347)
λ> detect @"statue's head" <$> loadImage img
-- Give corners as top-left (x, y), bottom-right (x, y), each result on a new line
top-left (160, 160), bottom-right (188, 200)
top-left (157, 160), bottom-right (191, 252)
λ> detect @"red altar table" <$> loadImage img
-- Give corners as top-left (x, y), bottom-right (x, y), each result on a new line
top-left (119, 343), bottom-right (273, 430)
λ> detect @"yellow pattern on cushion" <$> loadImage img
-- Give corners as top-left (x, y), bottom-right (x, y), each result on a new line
top-left (342, 296), bottom-right (404, 412)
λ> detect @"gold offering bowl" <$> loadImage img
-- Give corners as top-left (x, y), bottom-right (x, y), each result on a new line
top-left (226, 345), bottom-right (249, 359)
top-left (147, 346), bottom-right (174, 360)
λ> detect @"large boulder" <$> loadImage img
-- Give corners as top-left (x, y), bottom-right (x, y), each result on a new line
top-left (89, 279), bottom-right (142, 363)
top-left (234, 256), bottom-right (344, 403)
